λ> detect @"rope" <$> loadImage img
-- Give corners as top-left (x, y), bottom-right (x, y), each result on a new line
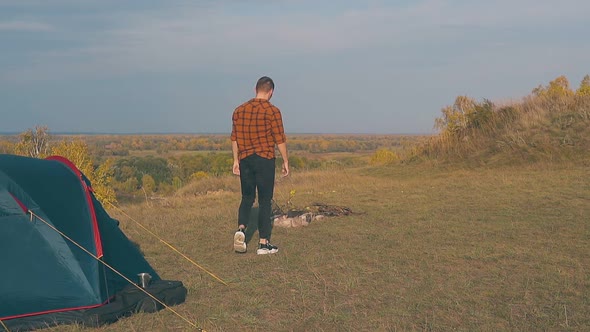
top-left (0, 319), bottom-right (9, 332)
top-left (106, 202), bottom-right (228, 286)
top-left (28, 210), bottom-right (204, 331)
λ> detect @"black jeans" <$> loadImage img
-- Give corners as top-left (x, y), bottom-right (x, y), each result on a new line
top-left (238, 154), bottom-right (275, 240)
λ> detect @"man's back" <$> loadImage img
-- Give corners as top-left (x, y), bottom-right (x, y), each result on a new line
top-left (231, 98), bottom-right (286, 160)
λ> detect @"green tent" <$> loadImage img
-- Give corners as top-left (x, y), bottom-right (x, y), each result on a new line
top-left (0, 154), bottom-right (186, 331)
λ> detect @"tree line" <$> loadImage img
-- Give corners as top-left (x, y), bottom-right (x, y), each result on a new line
top-left (1, 130), bottom-right (413, 203)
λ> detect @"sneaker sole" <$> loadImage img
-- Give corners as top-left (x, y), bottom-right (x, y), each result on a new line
top-left (256, 248), bottom-right (279, 255)
top-left (233, 232), bottom-right (246, 253)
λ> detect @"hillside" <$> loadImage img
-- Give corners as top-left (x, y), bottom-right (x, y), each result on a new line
top-left (410, 75), bottom-right (590, 166)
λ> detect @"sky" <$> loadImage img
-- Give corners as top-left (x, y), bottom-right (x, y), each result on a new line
top-left (1, 0), bottom-right (589, 135)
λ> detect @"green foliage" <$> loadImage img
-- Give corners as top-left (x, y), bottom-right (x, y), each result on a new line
top-left (289, 155), bottom-right (305, 169)
top-left (141, 174), bottom-right (156, 194)
top-left (209, 153), bottom-right (233, 176)
top-left (114, 156), bottom-right (172, 185)
top-left (169, 155), bottom-right (211, 180)
top-left (120, 177), bottom-right (139, 193)
top-left (172, 176), bottom-right (183, 190)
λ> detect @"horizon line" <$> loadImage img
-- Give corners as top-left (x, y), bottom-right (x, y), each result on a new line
top-left (0, 131), bottom-right (433, 136)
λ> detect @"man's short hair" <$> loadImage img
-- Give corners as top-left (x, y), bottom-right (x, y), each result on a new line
top-left (256, 76), bottom-right (275, 93)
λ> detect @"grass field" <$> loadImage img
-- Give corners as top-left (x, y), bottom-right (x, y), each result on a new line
top-left (41, 162), bottom-right (589, 331)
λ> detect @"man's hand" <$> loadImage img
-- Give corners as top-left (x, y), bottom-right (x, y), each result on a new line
top-left (232, 160), bottom-right (240, 176)
top-left (277, 142), bottom-right (289, 177)
top-left (281, 161), bottom-right (289, 177)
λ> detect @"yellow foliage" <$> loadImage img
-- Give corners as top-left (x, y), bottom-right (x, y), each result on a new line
top-left (190, 171), bottom-right (209, 181)
top-left (0, 140), bottom-right (14, 154)
top-left (533, 75), bottom-right (574, 98)
top-left (576, 75), bottom-right (590, 96)
top-left (51, 139), bottom-right (117, 205)
top-left (370, 148), bottom-right (399, 165)
top-left (51, 140), bottom-right (93, 175)
top-left (92, 158), bottom-right (117, 205)
top-left (434, 96), bottom-right (476, 136)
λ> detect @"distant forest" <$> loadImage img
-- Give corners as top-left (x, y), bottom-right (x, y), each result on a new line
top-left (0, 131), bottom-right (421, 203)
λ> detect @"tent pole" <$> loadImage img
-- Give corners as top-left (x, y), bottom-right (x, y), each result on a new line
top-left (101, 260), bottom-right (111, 303)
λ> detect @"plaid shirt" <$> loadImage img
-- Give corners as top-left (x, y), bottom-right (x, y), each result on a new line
top-left (231, 98), bottom-right (286, 160)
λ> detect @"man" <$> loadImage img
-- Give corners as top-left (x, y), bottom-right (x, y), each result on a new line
top-left (231, 76), bottom-right (289, 255)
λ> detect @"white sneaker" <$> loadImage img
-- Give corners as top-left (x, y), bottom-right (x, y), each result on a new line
top-left (256, 242), bottom-right (279, 255)
top-left (233, 230), bottom-right (246, 253)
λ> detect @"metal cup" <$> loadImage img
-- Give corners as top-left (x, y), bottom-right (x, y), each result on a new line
top-left (137, 273), bottom-right (152, 288)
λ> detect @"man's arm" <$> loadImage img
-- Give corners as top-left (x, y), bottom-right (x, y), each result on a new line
top-left (232, 140), bottom-right (240, 176)
top-left (277, 142), bottom-right (289, 177)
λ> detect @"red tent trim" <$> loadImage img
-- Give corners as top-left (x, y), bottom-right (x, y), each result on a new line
top-left (0, 303), bottom-right (105, 321)
top-left (9, 192), bottom-right (28, 214)
top-left (45, 156), bottom-right (104, 258)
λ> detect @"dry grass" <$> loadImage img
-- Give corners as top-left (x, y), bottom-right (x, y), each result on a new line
top-left (36, 163), bottom-right (590, 331)
top-left (412, 94), bottom-right (590, 166)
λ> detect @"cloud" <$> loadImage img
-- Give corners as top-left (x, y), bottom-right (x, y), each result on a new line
top-left (3, 0), bottom-right (590, 82)
top-left (0, 20), bottom-right (53, 31)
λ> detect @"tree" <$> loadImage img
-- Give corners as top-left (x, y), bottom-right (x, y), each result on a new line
top-left (51, 139), bottom-right (117, 205)
top-left (51, 140), bottom-right (93, 176)
top-left (12, 127), bottom-right (117, 205)
top-left (92, 158), bottom-right (117, 205)
top-left (435, 96), bottom-right (477, 136)
top-left (533, 75), bottom-right (574, 98)
top-left (577, 75), bottom-right (590, 96)
top-left (141, 174), bottom-right (156, 194)
top-left (13, 125), bottom-right (51, 158)
top-left (121, 177), bottom-right (140, 193)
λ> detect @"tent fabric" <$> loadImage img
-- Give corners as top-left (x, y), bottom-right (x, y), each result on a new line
top-left (0, 154), bottom-right (186, 331)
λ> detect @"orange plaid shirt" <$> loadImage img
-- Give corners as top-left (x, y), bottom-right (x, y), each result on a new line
top-left (231, 98), bottom-right (286, 160)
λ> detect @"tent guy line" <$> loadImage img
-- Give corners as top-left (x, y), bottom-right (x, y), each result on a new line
top-left (107, 201), bottom-right (229, 287)
top-left (26, 209), bottom-right (204, 331)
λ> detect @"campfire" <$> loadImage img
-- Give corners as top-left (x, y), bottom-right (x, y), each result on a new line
top-left (272, 203), bottom-right (353, 228)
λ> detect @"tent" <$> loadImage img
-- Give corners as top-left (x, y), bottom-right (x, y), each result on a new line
top-left (0, 154), bottom-right (186, 331)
